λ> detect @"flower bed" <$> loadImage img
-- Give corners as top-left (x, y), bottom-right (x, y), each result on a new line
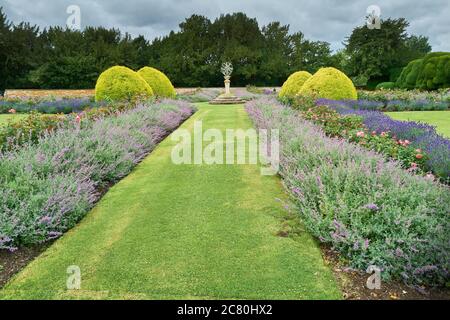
top-left (3, 89), bottom-right (95, 100)
top-left (315, 99), bottom-right (450, 181)
top-left (0, 100), bottom-right (195, 250)
top-left (300, 104), bottom-right (428, 175)
top-left (0, 99), bottom-right (140, 151)
top-left (177, 88), bottom-right (222, 102)
top-left (316, 98), bottom-right (448, 112)
top-left (0, 97), bottom-right (105, 114)
top-left (246, 97), bottom-right (450, 286)
top-left (357, 89), bottom-right (450, 111)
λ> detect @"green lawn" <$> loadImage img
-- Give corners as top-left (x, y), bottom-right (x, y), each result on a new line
top-left (0, 103), bottom-right (340, 300)
top-left (386, 111), bottom-right (450, 138)
top-left (0, 114), bottom-right (27, 125)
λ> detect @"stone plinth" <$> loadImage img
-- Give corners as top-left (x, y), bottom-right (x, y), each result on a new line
top-left (209, 92), bottom-right (246, 105)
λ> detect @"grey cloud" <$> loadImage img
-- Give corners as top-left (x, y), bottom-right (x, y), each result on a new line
top-left (1, 0), bottom-right (449, 51)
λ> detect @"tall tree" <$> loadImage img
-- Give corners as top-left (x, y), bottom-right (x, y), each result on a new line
top-left (345, 18), bottom-right (431, 83)
top-left (260, 22), bottom-right (291, 85)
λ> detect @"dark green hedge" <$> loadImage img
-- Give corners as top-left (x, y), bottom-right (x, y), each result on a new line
top-left (396, 52), bottom-right (450, 90)
top-left (375, 82), bottom-right (396, 90)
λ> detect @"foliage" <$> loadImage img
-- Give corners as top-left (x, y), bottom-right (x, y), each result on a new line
top-left (358, 89), bottom-right (450, 105)
top-left (0, 100), bottom-right (135, 151)
top-left (320, 97), bottom-right (448, 112)
top-left (137, 67), bottom-right (176, 98)
top-left (345, 18), bottom-right (431, 85)
top-left (352, 74), bottom-right (369, 88)
top-left (0, 8), bottom-right (339, 90)
top-left (294, 98), bottom-right (429, 173)
top-left (95, 66), bottom-right (154, 102)
top-left (416, 52), bottom-right (450, 90)
top-left (299, 67), bottom-right (357, 100)
top-left (278, 71), bottom-right (312, 99)
top-left (396, 52), bottom-right (450, 90)
top-left (396, 59), bottom-right (424, 89)
top-left (376, 82), bottom-right (396, 90)
top-left (246, 97), bottom-right (450, 286)
top-left (322, 100), bottom-right (450, 180)
top-left (0, 100), bottom-right (195, 250)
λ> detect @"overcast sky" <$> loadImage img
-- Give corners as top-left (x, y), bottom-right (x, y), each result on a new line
top-left (1, 0), bottom-right (449, 51)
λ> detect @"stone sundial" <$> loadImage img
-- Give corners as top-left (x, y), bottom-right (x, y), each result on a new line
top-left (209, 62), bottom-right (245, 105)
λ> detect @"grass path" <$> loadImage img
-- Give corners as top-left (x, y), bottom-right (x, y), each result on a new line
top-left (0, 103), bottom-right (341, 300)
top-left (386, 111), bottom-right (450, 138)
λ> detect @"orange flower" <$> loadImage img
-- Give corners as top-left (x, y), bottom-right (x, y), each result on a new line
top-left (416, 154), bottom-right (423, 160)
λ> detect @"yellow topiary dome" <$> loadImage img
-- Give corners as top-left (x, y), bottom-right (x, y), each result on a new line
top-left (279, 71), bottom-right (312, 99)
top-left (137, 67), bottom-right (176, 98)
top-left (298, 67), bottom-right (357, 100)
top-left (95, 66), bottom-right (154, 102)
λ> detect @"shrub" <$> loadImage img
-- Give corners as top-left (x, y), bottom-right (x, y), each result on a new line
top-left (95, 66), bottom-right (153, 102)
top-left (137, 67), bottom-right (176, 98)
top-left (396, 59), bottom-right (423, 89)
top-left (279, 71), bottom-right (312, 99)
top-left (246, 97), bottom-right (450, 286)
top-left (396, 53), bottom-right (450, 90)
top-left (376, 82), bottom-right (396, 90)
top-left (416, 53), bottom-right (450, 90)
top-left (0, 100), bottom-right (195, 250)
top-left (299, 67), bottom-right (357, 100)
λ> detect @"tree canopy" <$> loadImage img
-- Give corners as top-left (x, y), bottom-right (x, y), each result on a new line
top-left (0, 8), bottom-right (432, 91)
top-left (344, 18), bottom-right (432, 86)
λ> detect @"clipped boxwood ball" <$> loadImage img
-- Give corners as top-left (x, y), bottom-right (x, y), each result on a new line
top-left (95, 66), bottom-right (153, 102)
top-left (137, 67), bottom-right (176, 98)
top-left (299, 67), bottom-right (358, 100)
top-left (279, 71), bottom-right (312, 99)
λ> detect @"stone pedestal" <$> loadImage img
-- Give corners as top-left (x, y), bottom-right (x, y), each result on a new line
top-left (210, 64), bottom-right (246, 104)
top-left (224, 79), bottom-right (231, 95)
